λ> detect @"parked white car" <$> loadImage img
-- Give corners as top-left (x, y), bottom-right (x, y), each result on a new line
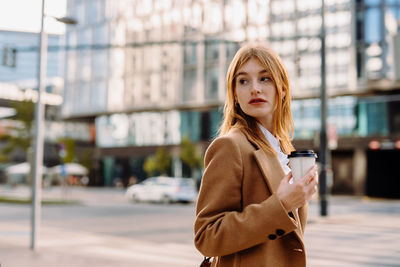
top-left (125, 176), bottom-right (198, 204)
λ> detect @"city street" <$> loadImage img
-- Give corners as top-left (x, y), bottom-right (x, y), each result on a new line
top-left (1, 1), bottom-right (400, 267)
top-left (0, 186), bottom-right (399, 266)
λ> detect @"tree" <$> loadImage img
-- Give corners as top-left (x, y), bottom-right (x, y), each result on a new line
top-left (180, 135), bottom-right (203, 175)
top-left (80, 147), bottom-right (94, 170)
top-left (143, 147), bottom-right (172, 177)
top-left (57, 137), bottom-right (77, 163)
top-left (0, 100), bottom-right (34, 162)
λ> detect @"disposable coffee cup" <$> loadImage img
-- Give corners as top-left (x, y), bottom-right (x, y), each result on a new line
top-left (288, 150), bottom-right (317, 182)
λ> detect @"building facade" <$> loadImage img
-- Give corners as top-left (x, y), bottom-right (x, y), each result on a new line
top-left (0, 29), bottom-right (93, 184)
top-left (63, 0), bottom-right (400, 197)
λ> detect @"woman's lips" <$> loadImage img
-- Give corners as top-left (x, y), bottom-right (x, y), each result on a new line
top-left (249, 98), bottom-right (266, 104)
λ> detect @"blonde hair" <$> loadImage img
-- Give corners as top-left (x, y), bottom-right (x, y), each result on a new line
top-left (219, 43), bottom-right (294, 155)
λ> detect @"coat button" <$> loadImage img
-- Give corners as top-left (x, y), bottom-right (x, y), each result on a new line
top-left (276, 229), bottom-right (285, 236)
top-left (268, 234), bottom-right (277, 240)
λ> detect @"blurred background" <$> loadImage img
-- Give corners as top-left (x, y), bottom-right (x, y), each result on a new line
top-left (1, 0), bottom-right (400, 198)
top-left (0, 0), bottom-right (400, 266)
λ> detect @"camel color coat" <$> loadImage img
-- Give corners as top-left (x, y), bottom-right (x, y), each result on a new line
top-left (194, 128), bottom-right (308, 267)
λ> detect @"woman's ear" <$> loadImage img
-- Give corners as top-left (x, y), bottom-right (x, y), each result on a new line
top-left (282, 90), bottom-right (286, 100)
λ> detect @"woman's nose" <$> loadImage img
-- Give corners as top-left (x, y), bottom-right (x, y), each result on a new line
top-left (250, 82), bottom-right (261, 94)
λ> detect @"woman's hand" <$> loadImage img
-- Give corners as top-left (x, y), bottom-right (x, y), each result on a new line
top-left (276, 165), bottom-right (319, 212)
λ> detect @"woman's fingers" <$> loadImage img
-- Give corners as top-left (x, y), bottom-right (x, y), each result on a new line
top-left (278, 167), bottom-right (319, 211)
top-left (298, 166), bottom-right (319, 200)
top-left (313, 172), bottom-right (319, 184)
top-left (285, 172), bottom-right (293, 182)
top-left (300, 165), bottom-right (317, 185)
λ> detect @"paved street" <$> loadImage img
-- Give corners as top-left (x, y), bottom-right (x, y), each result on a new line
top-left (306, 197), bottom-right (400, 266)
top-left (0, 186), bottom-right (399, 267)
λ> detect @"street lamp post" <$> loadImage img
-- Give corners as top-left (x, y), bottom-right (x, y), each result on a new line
top-left (31, 0), bottom-right (46, 251)
top-left (31, 0), bottom-right (77, 251)
top-left (319, 0), bottom-right (329, 216)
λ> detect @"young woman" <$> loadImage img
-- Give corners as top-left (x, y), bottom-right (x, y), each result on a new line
top-left (194, 44), bottom-right (318, 267)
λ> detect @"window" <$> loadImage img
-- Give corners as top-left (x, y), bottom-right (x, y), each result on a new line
top-left (93, 23), bottom-right (108, 45)
top-left (77, 50), bottom-right (91, 81)
top-left (108, 78), bottom-right (125, 111)
top-left (109, 48), bottom-right (125, 78)
top-left (224, 0), bottom-right (246, 29)
top-left (87, 0), bottom-right (99, 24)
top-left (92, 50), bottom-right (108, 79)
top-left (66, 51), bottom-right (77, 82)
top-left (365, 7), bottom-right (382, 44)
top-left (203, 2), bottom-right (223, 34)
top-left (201, 112), bottom-right (211, 141)
top-left (78, 28), bottom-right (91, 46)
top-left (90, 81), bottom-right (107, 112)
top-left (180, 111), bottom-right (200, 142)
top-left (205, 66), bottom-right (219, 100)
top-left (184, 43), bottom-right (197, 65)
top-left (182, 69), bottom-right (197, 102)
top-left (205, 41), bottom-right (219, 62)
top-left (76, 82), bottom-right (90, 113)
top-left (226, 41), bottom-right (240, 61)
top-left (248, 0), bottom-right (268, 25)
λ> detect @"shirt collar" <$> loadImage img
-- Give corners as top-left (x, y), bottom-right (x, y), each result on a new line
top-left (258, 124), bottom-right (280, 152)
top-left (258, 124), bottom-right (291, 175)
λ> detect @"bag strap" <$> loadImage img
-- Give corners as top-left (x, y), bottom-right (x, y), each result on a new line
top-left (200, 256), bottom-right (211, 267)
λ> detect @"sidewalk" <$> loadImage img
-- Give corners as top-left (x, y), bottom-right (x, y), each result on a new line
top-left (306, 196), bottom-right (400, 266)
top-left (0, 185), bottom-right (202, 267)
top-left (0, 222), bottom-right (201, 267)
top-left (1, 185), bottom-right (400, 267)
top-left (0, 184), bottom-right (128, 205)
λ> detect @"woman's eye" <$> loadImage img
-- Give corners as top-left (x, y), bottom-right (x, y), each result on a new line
top-left (239, 79), bottom-right (247, 85)
top-left (261, 77), bottom-right (270, 82)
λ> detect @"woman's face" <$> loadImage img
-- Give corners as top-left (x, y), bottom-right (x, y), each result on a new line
top-left (234, 57), bottom-right (281, 130)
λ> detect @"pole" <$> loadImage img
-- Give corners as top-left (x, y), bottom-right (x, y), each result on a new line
top-left (319, 0), bottom-right (328, 216)
top-left (31, 0), bottom-right (46, 251)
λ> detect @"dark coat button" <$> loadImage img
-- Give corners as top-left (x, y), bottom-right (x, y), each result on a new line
top-left (268, 234), bottom-right (277, 240)
top-left (276, 229), bottom-right (285, 236)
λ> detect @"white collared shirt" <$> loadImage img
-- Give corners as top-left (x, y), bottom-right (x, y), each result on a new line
top-left (258, 124), bottom-right (291, 175)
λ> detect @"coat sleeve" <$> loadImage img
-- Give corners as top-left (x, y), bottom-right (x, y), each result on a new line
top-left (194, 136), bottom-right (298, 257)
top-left (298, 203), bottom-right (308, 234)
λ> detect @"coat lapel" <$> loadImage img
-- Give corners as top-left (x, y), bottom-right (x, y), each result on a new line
top-left (244, 129), bottom-right (284, 194)
top-left (253, 149), bottom-right (283, 194)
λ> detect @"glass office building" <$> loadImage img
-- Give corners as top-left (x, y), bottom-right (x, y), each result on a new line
top-left (0, 30), bottom-right (61, 84)
top-left (0, 29), bottom-right (93, 171)
top-left (63, 0), bottom-right (400, 196)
